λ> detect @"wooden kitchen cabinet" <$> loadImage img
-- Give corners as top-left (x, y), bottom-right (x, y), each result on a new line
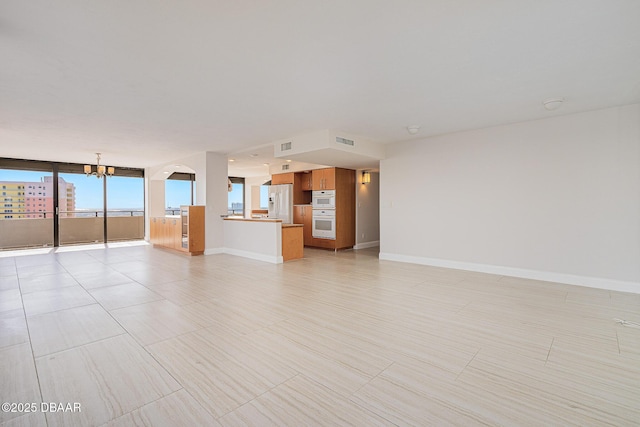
top-left (272, 172), bottom-right (294, 185)
top-left (313, 167), bottom-right (355, 250)
top-left (150, 217), bottom-right (159, 244)
top-left (334, 168), bottom-right (356, 249)
top-left (179, 205), bottom-right (205, 255)
top-left (293, 173), bottom-right (312, 205)
top-left (274, 167), bottom-right (354, 250)
top-left (293, 205), bottom-right (313, 246)
top-left (299, 172), bottom-right (313, 191)
top-left (312, 168), bottom-right (336, 190)
top-left (168, 217), bottom-right (181, 249)
top-left (150, 206), bottom-right (204, 255)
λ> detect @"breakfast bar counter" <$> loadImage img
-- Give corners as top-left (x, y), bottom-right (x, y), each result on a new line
top-left (222, 218), bottom-right (303, 263)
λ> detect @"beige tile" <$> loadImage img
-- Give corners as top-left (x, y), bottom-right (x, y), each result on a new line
top-left (116, 268), bottom-right (186, 286)
top-left (458, 355), bottom-right (640, 426)
top-left (71, 268), bottom-right (135, 290)
top-left (146, 328), bottom-right (297, 418)
top-left (240, 328), bottom-right (374, 398)
top-left (18, 272), bottom-right (79, 294)
top-left (104, 390), bottom-right (220, 427)
top-left (0, 275), bottom-right (19, 291)
top-left (14, 254), bottom-right (58, 267)
top-left (220, 374), bottom-right (394, 427)
top-left (145, 279), bottom-right (219, 305)
top-left (0, 343), bottom-right (41, 424)
top-left (181, 297), bottom-right (288, 335)
top-left (617, 327), bottom-right (640, 356)
top-left (268, 319), bottom-right (394, 377)
top-left (16, 263), bottom-right (67, 278)
top-left (89, 282), bottom-right (164, 310)
top-left (0, 259), bottom-right (17, 277)
top-left (27, 304), bottom-right (125, 357)
top-left (21, 285), bottom-right (95, 316)
top-left (0, 289), bottom-right (22, 313)
top-left (0, 411), bottom-right (47, 427)
top-left (1, 244), bottom-right (639, 426)
top-left (544, 341), bottom-right (640, 408)
top-left (0, 310), bottom-right (29, 349)
top-left (110, 300), bottom-right (205, 345)
top-left (36, 335), bottom-right (181, 427)
top-left (351, 365), bottom-right (491, 426)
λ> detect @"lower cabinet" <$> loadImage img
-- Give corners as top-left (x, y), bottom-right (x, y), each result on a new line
top-left (293, 205), bottom-right (313, 246)
top-left (150, 207), bottom-right (204, 255)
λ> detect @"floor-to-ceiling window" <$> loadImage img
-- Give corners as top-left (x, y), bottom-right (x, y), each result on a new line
top-left (0, 158), bottom-right (144, 249)
top-left (106, 174), bottom-right (144, 242)
top-left (228, 177), bottom-right (244, 217)
top-left (165, 173), bottom-right (195, 215)
top-left (0, 161), bottom-right (54, 249)
top-left (58, 171), bottom-right (104, 245)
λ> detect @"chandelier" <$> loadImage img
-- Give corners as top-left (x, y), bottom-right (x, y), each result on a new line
top-left (84, 153), bottom-right (114, 178)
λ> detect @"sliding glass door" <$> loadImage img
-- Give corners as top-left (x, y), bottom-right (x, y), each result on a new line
top-left (58, 172), bottom-right (104, 245)
top-left (107, 175), bottom-right (144, 241)
top-left (0, 166), bottom-right (54, 249)
top-left (0, 158), bottom-right (145, 250)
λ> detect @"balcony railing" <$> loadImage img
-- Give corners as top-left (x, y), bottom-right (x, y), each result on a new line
top-left (0, 210), bottom-right (145, 250)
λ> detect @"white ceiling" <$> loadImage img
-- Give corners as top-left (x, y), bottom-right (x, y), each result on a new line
top-left (1, 1), bottom-right (639, 175)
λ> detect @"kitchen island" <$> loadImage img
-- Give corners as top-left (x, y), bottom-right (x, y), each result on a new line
top-left (223, 218), bottom-right (303, 263)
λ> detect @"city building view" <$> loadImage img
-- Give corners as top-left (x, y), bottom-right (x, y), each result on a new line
top-left (0, 169), bottom-right (244, 249)
top-left (1, 177), bottom-right (75, 219)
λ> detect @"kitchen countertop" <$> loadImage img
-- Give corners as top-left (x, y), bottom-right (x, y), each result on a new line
top-left (223, 217), bottom-right (281, 222)
top-left (223, 217), bottom-right (303, 228)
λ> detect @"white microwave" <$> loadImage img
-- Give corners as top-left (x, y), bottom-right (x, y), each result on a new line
top-left (312, 190), bottom-right (336, 209)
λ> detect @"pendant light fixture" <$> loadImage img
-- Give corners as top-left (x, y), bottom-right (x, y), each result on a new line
top-left (84, 153), bottom-right (114, 178)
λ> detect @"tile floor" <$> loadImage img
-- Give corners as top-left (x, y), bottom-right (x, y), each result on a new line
top-left (1, 244), bottom-right (639, 426)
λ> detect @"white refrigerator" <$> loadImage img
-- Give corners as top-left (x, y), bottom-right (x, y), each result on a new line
top-left (267, 184), bottom-right (293, 224)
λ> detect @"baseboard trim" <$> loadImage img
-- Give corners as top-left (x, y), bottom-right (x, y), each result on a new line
top-left (204, 248), bottom-right (225, 255)
top-left (378, 252), bottom-right (640, 294)
top-left (354, 240), bottom-right (380, 250)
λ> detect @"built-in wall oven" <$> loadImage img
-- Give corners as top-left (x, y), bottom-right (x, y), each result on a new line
top-left (312, 190), bottom-right (336, 209)
top-left (312, 209), bottom-right (336, 239)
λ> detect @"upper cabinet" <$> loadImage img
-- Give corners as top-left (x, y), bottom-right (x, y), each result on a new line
top-left (312, 168), bottom-right (336, 190)
top-left (272, 172), bottom-right (294, 185)
top-left (299, 172), bottom-right (313, 191)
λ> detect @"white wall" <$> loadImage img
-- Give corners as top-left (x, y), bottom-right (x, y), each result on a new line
top-left (223, 220), bottom-right (282, 263)
top-left (143, 177), bottom-right (165, 240)
top-left (200, 152), bottom-right (228, 252)
top-left (355, 171), bottom-right (380, 249)
top-left (380, 104), bottom-right (640, 292)
top-left (148, 151), bottom-right (228, 253)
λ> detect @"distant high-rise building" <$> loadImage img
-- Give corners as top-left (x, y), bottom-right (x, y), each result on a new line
top-left (0, 177), bottom-right (75, 219)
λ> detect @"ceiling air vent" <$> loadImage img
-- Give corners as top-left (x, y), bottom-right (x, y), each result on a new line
top-left (280, 141), bottom-right (292, 151)
top-left (281, 164), bottom-right (290, 171)
top-left (336, 136), bottom-right (355, 147)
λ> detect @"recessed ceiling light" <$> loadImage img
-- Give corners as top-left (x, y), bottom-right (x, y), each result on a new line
top-left (263, 163), bottom-right (270, 166)
top-left (250, 154), bottom-right (259, 157)
top-left (163, 171), bottom-right (170, 174)
top-left (174, 164), bottom-right (181, 168)
top-left (543, 97), bottom-right (564, 111)
top-left (229, 159), bottom-right (235, 162)
top-left (407, 125), bottom-right (420, 135)
top-left (286, 159), bottom-right (292, 162)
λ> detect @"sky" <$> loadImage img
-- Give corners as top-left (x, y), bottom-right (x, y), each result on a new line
top-left (0, 169), bottom-right (250, 210)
